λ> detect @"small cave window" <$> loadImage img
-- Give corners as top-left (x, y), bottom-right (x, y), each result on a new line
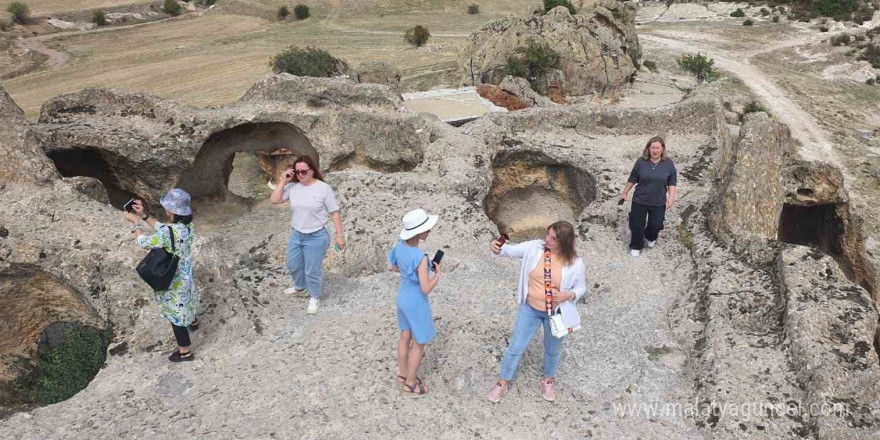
top-left (46, 148), bottom-right (137, 209)
top-left (483, 150), bottom-right (596, 240)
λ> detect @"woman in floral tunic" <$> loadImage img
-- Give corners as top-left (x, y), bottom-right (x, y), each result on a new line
top-left (123, 188), bottom-right (199, 362)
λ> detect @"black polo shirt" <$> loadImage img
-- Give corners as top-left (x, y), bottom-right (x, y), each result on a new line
top-left (627, 158), bottom-right (678, 207)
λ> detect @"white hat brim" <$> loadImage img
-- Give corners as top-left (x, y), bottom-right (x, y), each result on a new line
top-left (399, 214), bottom-right (438, 240)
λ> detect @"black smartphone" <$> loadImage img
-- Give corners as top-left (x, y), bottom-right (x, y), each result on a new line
top-left (617, 198), bottom-right (625, 206)
top-left (431, 250), bottom-right (445, 270)
top-left (123, 198), bottom-right (137, 213)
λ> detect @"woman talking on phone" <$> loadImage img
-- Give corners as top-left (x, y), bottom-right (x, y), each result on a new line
top-left (269, 155), bottom-right (345, 315)
top-left (487, 222), bottom-right (587, 403)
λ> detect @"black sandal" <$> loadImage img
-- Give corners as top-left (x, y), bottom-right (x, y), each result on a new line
top-left (188, 319), bottom-right (199, 331)
top-left (402, 381), bottom-right (427, 397)
top-left (168, 350), bottom-right (195, 362)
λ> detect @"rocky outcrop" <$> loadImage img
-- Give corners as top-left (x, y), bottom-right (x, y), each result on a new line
top-left (499, 75), bottom-right (554, 108)
top-left (780, 246), bottom-right (880, 438)
top-left (709, 112), bottom-right (789, 261)
top-left (457, 0), bottom-right (641, 95)
top-left (32, 75), bottom-right (424, 206)
top-left (0, 86), bottom-right (58, 187)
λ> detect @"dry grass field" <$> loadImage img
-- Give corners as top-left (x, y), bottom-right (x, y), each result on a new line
top-left (2, 0), bottom-right (534, 119)
top-left (0, 0), bottom-right (153, 17)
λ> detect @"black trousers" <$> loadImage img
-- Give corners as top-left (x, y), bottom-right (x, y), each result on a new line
top-left (171, 323), bottom-right (191, 347)
top-left (629, 202), bottom-right (666, 250)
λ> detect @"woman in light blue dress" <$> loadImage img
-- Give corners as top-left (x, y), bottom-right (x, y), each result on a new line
top-left (388, 209), bottom-right (442, 397)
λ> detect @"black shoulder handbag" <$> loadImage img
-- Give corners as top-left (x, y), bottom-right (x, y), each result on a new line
top-left (136, 226), bottom-right (180, 291)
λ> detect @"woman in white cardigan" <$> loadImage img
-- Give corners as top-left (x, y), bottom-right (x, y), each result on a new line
top-left (487, 221), bottom-right (588, 403)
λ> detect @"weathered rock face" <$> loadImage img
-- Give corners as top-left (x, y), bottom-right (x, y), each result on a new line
top-left (0, 86), bottom-right (58, 187)
top-left (32, 75), bottom-right (425, 207)
top-left (499, 75), bottom-right (554, 108)
top-left (779, 246), bottom-right (880, 438)
top-left (457, 0), bottom-right (641, 96)
top-left (709, 112), bottom-right (789, 261)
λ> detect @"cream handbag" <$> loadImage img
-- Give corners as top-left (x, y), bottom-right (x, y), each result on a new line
top-left (543, 249), bottom-right (580, 339)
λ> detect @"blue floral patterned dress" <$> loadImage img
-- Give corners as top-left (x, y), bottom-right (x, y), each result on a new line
top-left (137, 222), bottom-right (198, 327)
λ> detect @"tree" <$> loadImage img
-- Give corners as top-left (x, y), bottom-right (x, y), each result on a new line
top-left (277, 6), bottom-right (290, 20)
top-left (270, 46), bottom-right (349, 77)
top-left (404, 25), bottom-right (430, 47)
top-left (93, 10), bottom-right (107, 26)
top-left (163, 0), bottom-right (182, 16)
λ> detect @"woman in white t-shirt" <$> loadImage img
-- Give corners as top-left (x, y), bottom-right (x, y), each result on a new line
top-left (270, 155), bottom-right (345, 315)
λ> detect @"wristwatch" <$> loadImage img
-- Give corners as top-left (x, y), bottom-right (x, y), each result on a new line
top-left (141, 213), bottom-right (150, 221)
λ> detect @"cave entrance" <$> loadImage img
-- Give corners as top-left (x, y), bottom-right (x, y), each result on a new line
top-left (778, 203), bottom-right (875, 294)
top-left (177, 122), bottom-right (317, 201)
top-left (46, 149), bottom-right (137, 209)
top-left (0, 266), bottom-right (108, 414)
top-left (483, 150), bottom-right (596, 240)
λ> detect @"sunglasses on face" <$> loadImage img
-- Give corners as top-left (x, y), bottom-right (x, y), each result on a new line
top-left (294, 169), bottom-right (311, 176)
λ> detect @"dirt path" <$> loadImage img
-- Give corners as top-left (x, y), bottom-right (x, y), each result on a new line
top-left (641, 32), bottom-right (839, 166)
top-left (15, 15), bottom-right (180, 71)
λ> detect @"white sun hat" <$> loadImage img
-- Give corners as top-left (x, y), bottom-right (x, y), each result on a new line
top-left (399, 208), bottom-right (439, 240)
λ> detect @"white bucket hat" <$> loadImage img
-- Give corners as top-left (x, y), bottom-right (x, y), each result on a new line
top-left (159, 188), bottom-right (192, 216)
top-left (399, 209), bottom-right (438, 240)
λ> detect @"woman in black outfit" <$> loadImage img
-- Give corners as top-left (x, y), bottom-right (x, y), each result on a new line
top-left (619, 136), bottom-right (677, 257)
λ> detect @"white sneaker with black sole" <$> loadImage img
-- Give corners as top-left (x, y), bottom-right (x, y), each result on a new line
top-left (307, 298), bottom-right (320, 315)
top-left (646, 240), bottom-right (656, 248)
top-left (630, 249), bottom-right (640, 257)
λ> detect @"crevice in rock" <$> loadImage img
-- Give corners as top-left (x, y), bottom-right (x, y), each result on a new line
top-left (328, 146), bottom-right (415, 173)
top-left (778, 203), bottom-right (876, 296)
top-left (178, 122), bottom-right (317, 201)
top-left (46, 148), bottom-right (137, 209)
top-left (483, 150), bottom-right (595, 240)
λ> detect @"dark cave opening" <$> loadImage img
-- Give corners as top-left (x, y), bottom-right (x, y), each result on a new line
top-left (46, 149), bottom-right (137, 209)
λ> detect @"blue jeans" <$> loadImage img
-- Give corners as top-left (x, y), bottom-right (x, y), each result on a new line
top-left (286, 228), bottom-right (330, 299)
top-left (499, 303), bottom-right (564, 381)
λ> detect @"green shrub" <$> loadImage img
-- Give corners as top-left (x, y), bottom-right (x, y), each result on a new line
top-left (812, 0), bottom-right (855, 21)
top-left (404, 25), bottom-right (431, 47)
top-left (10, 323), bottom-right (111, 405)
top-left (6, 1), bottom-right (30, 24)
top-left (544, 0), bottom-right (576, 15)
top-left (92, 10), bottom-right (107, 26)
top-left (163, 0), bottom-right (182, 16)
top-left (831, 34), bottom-right (852, 46)
top-left (677, 223), bottom-right (694, 252)
top-left (760, 7), bottom-right (770, 16)
top-left (467, 4), bottom-right (479, 14)
top-left (678, 52), bottom-right (718, 83)
top-left (270, 45), bottom-right (348, 77)
top-left (294, 4), bottom-right (310, 20)
top-left (740, 100), bottom-right (769, 122)
top-left (506, 38), bottom-right (561, 92)
top-left (277, 6), bottom-right (290, 20)
top-left (730, 8), bottom-right (745, 18)
top-left (867, 77), bottom-right (876, 85)
top-left (743, 18), bottom-right (754, 26)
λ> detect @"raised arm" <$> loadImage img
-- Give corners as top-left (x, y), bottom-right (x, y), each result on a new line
top-left (417, 257), bottom-right (441, 294)
top-left (270, 169), bottom-right (294, 205)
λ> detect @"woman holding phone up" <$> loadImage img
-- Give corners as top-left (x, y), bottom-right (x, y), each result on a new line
top-left (487, 221), bottom-right (587, 403)
top-left (270, 155), bottom-right (345, 315)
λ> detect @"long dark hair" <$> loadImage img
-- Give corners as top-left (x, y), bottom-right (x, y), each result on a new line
top-left (548, 221), bottom-right (576, 265)
top-left (641, 136), bottom-right (668, 161)
top-left (292, 155), bottom-right (324, 182)
top-left (171, 214), bottom-right (193, 225)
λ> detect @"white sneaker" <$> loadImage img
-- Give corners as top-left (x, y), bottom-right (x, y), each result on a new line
top-left (630, 249), bottom-right (640, 257)
top-left (646, 240), bottom-right (656, 248)
top-left (283, 287), bottom-right (309, 297)
top-left (307, 298), bottom-right (320, 315)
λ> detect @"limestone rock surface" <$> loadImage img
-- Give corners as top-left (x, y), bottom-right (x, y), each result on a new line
top-left (457, 0), bottom-right (641, 95)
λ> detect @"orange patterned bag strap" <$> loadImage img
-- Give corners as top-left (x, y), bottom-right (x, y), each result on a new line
top-left (544, 248), bottom-right (553, 316)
